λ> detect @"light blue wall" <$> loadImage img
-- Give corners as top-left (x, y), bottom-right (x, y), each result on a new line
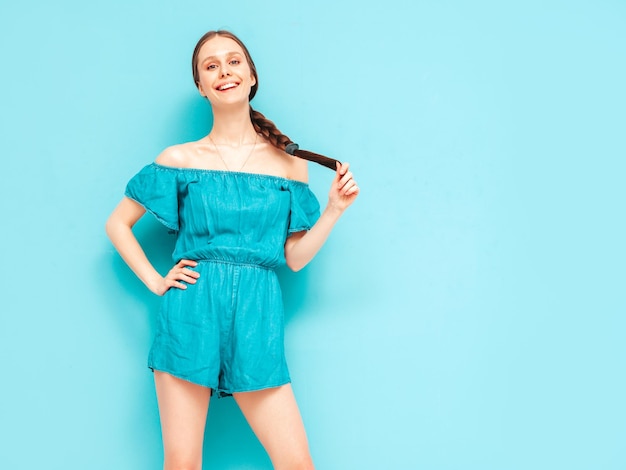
top-left (1, 1), bottom-right (624, 469)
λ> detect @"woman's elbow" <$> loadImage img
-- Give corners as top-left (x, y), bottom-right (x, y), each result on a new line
top-left (285, 258), bottom-right (305, 272)
top-left (105, 213), bottom-right (128, 240)
top-left (285, 252), bottom-right (312, 272)
top-left (104, 216), bottom-right (115, 238)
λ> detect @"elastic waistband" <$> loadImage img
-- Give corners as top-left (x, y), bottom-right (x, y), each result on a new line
top-left (194, 258), bottom-right (275, 271)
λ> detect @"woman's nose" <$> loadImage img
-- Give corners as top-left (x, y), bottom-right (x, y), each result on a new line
top-left (220, 64), bottom-right (231, 77)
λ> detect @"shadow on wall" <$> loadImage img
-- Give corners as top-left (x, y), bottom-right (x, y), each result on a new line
top-left (164, 94), bottom-right (215, 146)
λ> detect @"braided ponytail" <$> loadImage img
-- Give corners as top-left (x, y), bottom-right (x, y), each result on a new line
top-left (192, 30), bottom-right (340, 171)
top-left (249, 107), bottom-right (339, 171)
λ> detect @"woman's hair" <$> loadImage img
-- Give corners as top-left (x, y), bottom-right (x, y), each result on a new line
top-left (191, 30), bottom-right (339, 171)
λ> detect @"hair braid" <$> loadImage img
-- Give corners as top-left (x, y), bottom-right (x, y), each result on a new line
top-left (250, 107), bottom-right (291, 149)
top-left (250, 107), bottom-right (340, 171)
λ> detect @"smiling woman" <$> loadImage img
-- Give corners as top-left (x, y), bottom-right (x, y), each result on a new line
top-left (105, 29), bottom-right (359, 469)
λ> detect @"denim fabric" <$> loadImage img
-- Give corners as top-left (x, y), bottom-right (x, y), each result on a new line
top-left (124, 163), bottom-right (320, 396)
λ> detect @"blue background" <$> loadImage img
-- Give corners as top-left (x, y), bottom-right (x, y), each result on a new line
top-left (1, 1), bottom-right (624, 469)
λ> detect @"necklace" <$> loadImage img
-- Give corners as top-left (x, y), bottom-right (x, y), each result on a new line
top-left (208, 134), bottom-right (258, 172)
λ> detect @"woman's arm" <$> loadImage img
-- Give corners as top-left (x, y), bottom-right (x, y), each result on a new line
top-left (105, 197), bottom-right (199, 295)
top-left (284, 162), bottom-right (359, 271)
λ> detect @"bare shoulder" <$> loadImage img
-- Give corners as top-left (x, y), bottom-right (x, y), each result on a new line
top-left (251, 140), bottom-right (309, 183)
top-left (154, 143), bottom-right (196, 167)
top-left (286, 155), bottom-right (309, 184)
top-left (270, 144), bottom-right (309, 183)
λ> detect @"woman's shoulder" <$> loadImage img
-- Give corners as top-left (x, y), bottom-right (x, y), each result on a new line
top-left (286, 156), bottom-right (309, 184)
top-left (154, 140), bottom-right (214, 168)
top-left (154, 143), bottom-right (195, 167)
top-left (261, 142), bottom-right (309, 183)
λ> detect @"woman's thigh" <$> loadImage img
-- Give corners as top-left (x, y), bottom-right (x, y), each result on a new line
top-left (154, 371), bottom-right (211, 470)
top-left (234, 384), bottom-right (314, 469)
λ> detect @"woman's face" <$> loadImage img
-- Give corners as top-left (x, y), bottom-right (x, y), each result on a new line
top-left (195, 36), bottom-right (256, 107)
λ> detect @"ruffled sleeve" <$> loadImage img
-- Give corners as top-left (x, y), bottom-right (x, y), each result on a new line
top-left (124, 164), bottom-right (180, 231)
top-left (287, 183), bottom-right (320, 234)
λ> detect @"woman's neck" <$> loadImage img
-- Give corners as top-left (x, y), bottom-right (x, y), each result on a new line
top-left (209, 103), bottom-right (257, 146)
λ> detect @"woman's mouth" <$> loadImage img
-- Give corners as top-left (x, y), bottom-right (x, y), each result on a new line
top-left (216, 82), bottom-right (239, 91)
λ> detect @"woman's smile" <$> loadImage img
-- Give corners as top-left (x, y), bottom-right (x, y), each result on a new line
top-left (216, 81), bottom-right (240, 91)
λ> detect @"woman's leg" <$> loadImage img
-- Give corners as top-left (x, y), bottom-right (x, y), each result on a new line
top-left (154, 371), bottom-right (212, 470)
top-left (233, 384), bottom-right (314, 470)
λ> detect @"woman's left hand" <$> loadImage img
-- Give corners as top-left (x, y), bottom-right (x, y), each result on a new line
top-left (328, 161), bottom-right (360, 213)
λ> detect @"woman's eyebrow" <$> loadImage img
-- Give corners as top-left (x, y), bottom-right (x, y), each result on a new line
top-left (200, 52), bottom-right (242, 64)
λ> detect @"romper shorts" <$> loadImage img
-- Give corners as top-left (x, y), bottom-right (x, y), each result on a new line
top-left (148, 259), bottom-right (290, 397)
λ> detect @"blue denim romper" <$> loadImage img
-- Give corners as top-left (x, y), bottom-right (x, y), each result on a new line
top-left (124, 163), bottom-right (320, 396)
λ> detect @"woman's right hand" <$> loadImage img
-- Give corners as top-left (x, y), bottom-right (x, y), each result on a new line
top-left (153, 259), bottom-right (200, 296)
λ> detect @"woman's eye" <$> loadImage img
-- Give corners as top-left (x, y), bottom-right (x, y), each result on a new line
top-left (230, 59), bottom-right (240, 65)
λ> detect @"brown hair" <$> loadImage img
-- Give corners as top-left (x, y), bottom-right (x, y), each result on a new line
top-left (191, 30), bottom-right (340, 171)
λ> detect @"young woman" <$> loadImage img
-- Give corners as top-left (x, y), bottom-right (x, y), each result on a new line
top-left (106, 30), bottom-right (359, 470)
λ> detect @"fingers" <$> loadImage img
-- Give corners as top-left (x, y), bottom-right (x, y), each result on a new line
top-left (166, 259), bottom-right (200, 290)
top-left (335, 161), bottom-right (349, 179)
top-left (178, 259), bottom-right (198, 268)
top-left (165, 279), bottom-right (189, 291)
top-left (342, 180), bottom-right (360, 196)
top-left (334, 162), bottom-right (359, 196)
